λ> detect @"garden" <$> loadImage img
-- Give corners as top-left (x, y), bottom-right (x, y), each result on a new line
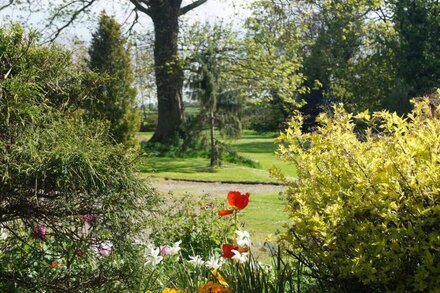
top-left (0, 0), bottom-right (439, 292)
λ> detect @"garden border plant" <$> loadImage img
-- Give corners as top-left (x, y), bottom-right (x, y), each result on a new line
top-left (276, 93), bottom-right (440, 292)
top-left (0, 24), bottom-right (159, 292)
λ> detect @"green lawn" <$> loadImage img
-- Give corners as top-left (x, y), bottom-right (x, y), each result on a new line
top-left (138, 130), bottom-right (293, 256)
top-left (240, 192), bottom-right (289, 245)
top-left (139, 130), bottom-right (296, 183)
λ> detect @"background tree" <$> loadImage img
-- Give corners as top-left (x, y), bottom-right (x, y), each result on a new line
top-left (238, 0), bottom-right (306, 122)
top-left (186, 23), bottom-right (243, 166)
top-left (87, 12), bottom-right (140, 146)
top-left (0, 0), bottom-right (210, 144)
top-left (246, 0), bottom-right (439, 129)
top-left (392, 0), bottom-right (440, 100)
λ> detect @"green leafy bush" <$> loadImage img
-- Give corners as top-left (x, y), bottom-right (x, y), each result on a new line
top-left (0, 24), bottom-right (158, 291)
top-left (276, 95), bottom-right (440, 291)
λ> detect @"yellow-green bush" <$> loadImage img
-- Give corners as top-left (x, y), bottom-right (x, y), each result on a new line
top-left (276, 94), bottom-right (440, 292)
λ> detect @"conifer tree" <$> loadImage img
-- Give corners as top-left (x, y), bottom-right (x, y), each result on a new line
top-left (88, 12), bottom-right (140, 146)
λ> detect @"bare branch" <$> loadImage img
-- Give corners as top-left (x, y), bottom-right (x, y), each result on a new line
top-left (179, 0), bottom-right (208, 16)
top-left (44, 0), bottom-right (96, 43)
top-left (129, 0), bottom-right (152, 16)
top-left (124, 7), bottom-right (140, 34)
top-left (0, 0), bottom-right (14, 11)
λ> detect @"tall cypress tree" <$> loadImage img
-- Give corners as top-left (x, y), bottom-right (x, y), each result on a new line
top-left (88, 12), bottom-right (140, 146)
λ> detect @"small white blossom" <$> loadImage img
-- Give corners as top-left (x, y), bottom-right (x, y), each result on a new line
top-left (231, 249), bottom-right (249, 264)
top-left (145, 247), bottom-right (163, 266)
top-left (235, 230), bottom-right (251, 247)
top-left (188, 255), bottom-right (204, 267)
top-left (263, 264), bottom-right (272, 274)
top-left (169, 240), bottom-right (182, 255)
top-left (205, 256), bottom-right (223, 270)
top-left (0, 228), bottom-right (8, 241)
top-left (94, 241), bottom-right (113, 256)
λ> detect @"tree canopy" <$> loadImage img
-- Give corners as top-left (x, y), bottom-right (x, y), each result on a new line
top-left (87, 12), bottom-right (140, 146)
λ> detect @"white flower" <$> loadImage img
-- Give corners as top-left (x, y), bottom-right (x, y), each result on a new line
top-left (145, 247), bottom-right (163, 266)
top-left (146, 242), bottom-right (156, 251)
top-left (169, 240), bottom-right (182, 255)
top-left (231, 249), bottom-right (249, 264)
top-left (0, 228), bottom-right (8, 241)
top-left (205, 256), bottom-right (223, 270)
top-left (235, 230), bottom-right (251, 247)
top-left (94, 241), bottom-right (113, 256)
top-left (188, 255), bottom-right (204, 267)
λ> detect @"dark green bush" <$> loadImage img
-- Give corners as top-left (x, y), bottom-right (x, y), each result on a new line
top-left (0, 24), bottom-right (158, 292)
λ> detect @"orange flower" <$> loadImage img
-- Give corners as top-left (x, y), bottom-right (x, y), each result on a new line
top-left (218, 209), bottom-right (233, 217)
top-left (51, 261), bottom-right (62, 268)
top-left (227, 191), bottom-right (249, 210)
top-left (222, 244), bottom-right (237, 259)
top-left (198, 281), bottom-right (231, 293)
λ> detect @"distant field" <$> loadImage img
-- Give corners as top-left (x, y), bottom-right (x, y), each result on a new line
top-left (138, 130), bottom-right (296, 183)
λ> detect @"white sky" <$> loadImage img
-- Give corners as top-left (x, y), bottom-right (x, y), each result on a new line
top-left (0, 0), bottom-right (253, 43)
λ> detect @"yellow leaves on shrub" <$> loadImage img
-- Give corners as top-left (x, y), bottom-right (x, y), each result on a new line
top-left (276, 94), bottom-right (440, 291)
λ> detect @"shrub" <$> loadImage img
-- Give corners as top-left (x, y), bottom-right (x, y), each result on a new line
top-left (0, 24), bottom-right (158, 291)
top-left (276, 95), bottom-right (440, 291)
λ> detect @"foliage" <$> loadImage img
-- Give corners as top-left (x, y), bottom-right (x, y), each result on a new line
top-left (243, 102), bottom-right (288, 132)
top-left (185, 23), bottom-right (244, 166)
top-left (248, 0), bottom-right (439, 127)
top-left (240, 1), bottom-right (307, 108)
top-left (276, 96), bottom-right (440, 291)
top-left (142, 191), bottom-right (312, 293)
top-left (392, 0), bottom-right (440, 99)
top-left (87, 12), bottom-right (140, 147)
top-left (0, 24), bottom-right (158, 291)
top-left (148, 194), bottom-right (234, 259)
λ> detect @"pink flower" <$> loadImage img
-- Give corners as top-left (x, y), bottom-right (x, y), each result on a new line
top-left (160, 245), bottom-right (172, 256)
top-left (32, 224), bottom-right (46, 240)
top-left (80, 214), bottom-right (97, 223)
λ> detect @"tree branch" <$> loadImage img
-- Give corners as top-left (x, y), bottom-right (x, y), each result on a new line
top-left (129, 0), bottom-right (152, 16)
top-left (45, 0), bottom-right (96, 43)
top-left (0, 0), bottom-right (14, 11)
top-left (179, 0), bottom-right (208, 16)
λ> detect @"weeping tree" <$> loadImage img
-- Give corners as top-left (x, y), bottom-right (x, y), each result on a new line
top-left (188, 26), bottom-right (242, 166)
top-left (0, 0), bottom-right (210, 144)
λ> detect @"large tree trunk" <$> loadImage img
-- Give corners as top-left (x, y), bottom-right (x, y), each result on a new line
top-left (149, 4), bottom-right (184, 143)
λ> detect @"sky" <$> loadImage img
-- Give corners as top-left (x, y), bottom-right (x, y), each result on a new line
top-left (0, 0), bottom-right (253, 43)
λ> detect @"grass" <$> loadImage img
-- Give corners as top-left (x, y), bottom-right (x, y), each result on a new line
top-left (139, 130), bottom-right (296, 183)
top-left (138, 130), bottom-right (293, 260)
top-left (240, 192), bottom-right (288, 245)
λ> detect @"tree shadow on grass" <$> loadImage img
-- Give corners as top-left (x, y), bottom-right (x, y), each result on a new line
top-left (140, 157), bottom-right (217, 174)
top-left (232, 141), bottom-right (275, 153)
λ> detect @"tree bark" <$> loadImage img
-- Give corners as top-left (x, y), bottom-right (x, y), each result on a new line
top-left (149, 4), bottom-right (184, 143)
top-left (209, 111), bottom-right (216, 166)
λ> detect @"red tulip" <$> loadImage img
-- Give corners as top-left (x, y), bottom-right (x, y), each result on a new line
top-left (227, 191), bottom-right (250, 210)
top-left (218, 209), bottom-right (234, 216)
top-left (222, 243), bottom-right (237, 259)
